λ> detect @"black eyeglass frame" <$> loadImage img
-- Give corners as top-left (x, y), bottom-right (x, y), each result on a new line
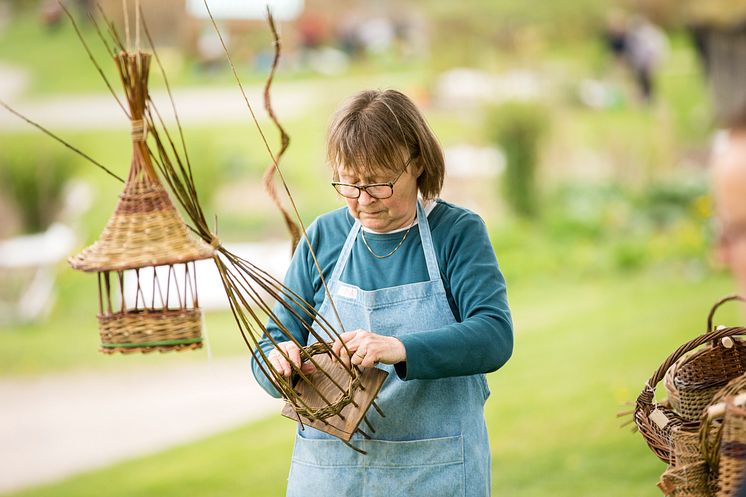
top-left (331, 155), bottom-right (416, 200)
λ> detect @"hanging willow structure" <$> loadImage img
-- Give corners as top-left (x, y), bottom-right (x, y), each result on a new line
top-left (0, 2), bottom-right (387, 449)
top-left (68, 49), bottom-right (216, 354)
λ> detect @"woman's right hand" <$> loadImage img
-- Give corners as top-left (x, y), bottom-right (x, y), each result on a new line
top-left (268, 341), bottom-right (317, 378)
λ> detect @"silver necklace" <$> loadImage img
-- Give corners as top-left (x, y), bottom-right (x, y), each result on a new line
top-left (360, 219), bottom-right (415, 259)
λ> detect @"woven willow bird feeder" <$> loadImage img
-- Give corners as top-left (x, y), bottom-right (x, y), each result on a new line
top-left (0, 3), bottom-right (388, 449)
top-left (68, 51), bottom-right (215, 354)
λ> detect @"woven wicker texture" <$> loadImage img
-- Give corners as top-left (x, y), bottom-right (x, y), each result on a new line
top-left (636, 296), bottom-right (746, 464)
top-left (701, 374), bottom-right (746, 471)
top-left (666, 340), bottom-right (746, 421)
top-left (658, 461), bottom-right (712, 497)
top-left (98, 308), bottom-right (202, 354)
top-left (717, 402), bottom-right (746, 497)
top-left (69, 178), bottom-right (215, 272)
top-left (674, 425), bottom-right (710, 467)
top-left (286, 342), bottom-right (362, 421)
top-left (69, 50), bottom-right (214, 273)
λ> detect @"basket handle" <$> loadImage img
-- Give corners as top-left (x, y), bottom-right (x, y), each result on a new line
top-left (640, 298), bottom-right (746, 403)
top-left (707, 295), bottom-right (745, 333)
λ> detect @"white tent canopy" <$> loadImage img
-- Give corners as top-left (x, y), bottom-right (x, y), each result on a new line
top-left (187, 0), bottom-right (304, 21)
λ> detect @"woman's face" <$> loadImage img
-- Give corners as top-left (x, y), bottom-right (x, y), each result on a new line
top-left (336, 159), bottom-right (421, 232)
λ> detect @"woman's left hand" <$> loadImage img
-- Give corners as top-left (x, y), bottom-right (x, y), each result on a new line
top-left (331, 330), bottom-right (406, 368)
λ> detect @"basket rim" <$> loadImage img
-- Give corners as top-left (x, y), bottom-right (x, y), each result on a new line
top-left (635, 295), bottom-right (745, 463)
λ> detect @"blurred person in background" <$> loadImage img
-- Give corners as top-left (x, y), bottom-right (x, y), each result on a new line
top-left (713, 128), bottom-right (746, 497)
top-left (252, 89), bottom-right (513, 497)
top-left (712, 129), bottom-right (746, 298)
top-left (603, 9), bottom-right (628, 64)
top-left (625, 15), bottom-right (668, 104)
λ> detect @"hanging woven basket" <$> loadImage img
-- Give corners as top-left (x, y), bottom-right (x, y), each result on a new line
top-left (68, 51), bottom-right (215, 354)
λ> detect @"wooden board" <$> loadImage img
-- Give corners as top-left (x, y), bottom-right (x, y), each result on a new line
top-left (281, 352), bottom-right (388, 441)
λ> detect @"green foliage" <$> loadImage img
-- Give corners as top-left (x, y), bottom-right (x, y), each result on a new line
top-left (0, 139), bottom-right (78, 234)
top-left (537, 178), bottom-right (710, 273)
top-left (486, 101), bottom-right (550, 219)
top-left (422, 0), bottom-right (614, 70)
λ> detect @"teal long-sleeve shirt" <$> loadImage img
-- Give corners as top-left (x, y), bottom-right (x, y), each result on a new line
top-left (251, 199), bottom-right (513, 397)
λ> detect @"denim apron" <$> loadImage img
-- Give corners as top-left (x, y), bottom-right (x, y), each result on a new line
top-left (286, 201), bottom-right (492, 497)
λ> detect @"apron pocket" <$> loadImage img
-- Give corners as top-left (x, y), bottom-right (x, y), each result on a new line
top-left (289, 434), bottom-right (465, 497)
top-left (363, 436), bottom-right (465, 497)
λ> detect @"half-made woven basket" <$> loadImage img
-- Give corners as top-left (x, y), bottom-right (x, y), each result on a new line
top-left (287, 341), bottom-right (362, 421)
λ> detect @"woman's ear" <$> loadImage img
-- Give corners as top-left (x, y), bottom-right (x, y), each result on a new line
top-left (414, 159), bottom-right (424, 178)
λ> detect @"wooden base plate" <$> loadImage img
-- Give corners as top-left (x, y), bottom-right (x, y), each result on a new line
top-left (281, 352), bottom-right (388, 441)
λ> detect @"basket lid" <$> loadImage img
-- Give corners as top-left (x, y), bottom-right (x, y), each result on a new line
top-left (69, 168), bottom-right (215, 272)
top-left (69, 51), bottom-right (215, 272)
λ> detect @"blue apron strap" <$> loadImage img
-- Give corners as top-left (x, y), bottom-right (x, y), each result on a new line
top-left (416, 200), bottom-right (442, 282)
top-left (328, 217), bottom-right (361, 284)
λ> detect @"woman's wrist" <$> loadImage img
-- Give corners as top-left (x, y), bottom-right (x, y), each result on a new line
top-left (390, 336), bottom-right (407, 364)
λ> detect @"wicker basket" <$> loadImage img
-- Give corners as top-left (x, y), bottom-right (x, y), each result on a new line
top-left (675, 424), bottom-right (711, 466)
top-left (68, 51), bottom-right (215, 354)
top-left (658, 423), bottom-right (717, 496)
top-left (635, 295), bottom-right (746, 464)
top-left (658, 461), bottom-right (713, 497)
top-left (665, 336), bottom-right (746, 422)
top-left (717, 402), bottom-right (746, 497)
top-left (98, 308), bottom-right (203, 354)
top-left (699, 373), bottom-right (746, 497)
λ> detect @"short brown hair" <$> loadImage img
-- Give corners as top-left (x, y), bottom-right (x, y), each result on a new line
top-left (326, 89), bottom-right (445, 200)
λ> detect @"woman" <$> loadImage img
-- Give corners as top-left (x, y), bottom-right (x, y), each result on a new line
top-left (252, 89), bottom-right (513, 497)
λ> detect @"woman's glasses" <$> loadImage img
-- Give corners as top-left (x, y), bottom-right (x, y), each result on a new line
top-left (331, 156), bottom-right (414, 200)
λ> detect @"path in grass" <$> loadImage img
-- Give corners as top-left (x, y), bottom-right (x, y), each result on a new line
top-left (0, 62), bottom-right (27, 100)
top-left (0, 82), bottom-right (311, 131)
top-left (0, 357), bottom-right (282, 494)
top-left (0, 71), bottom-right (419, 132)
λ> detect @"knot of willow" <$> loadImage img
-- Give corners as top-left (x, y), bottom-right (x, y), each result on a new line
top-left (130, 119), bottom-right (147, 142)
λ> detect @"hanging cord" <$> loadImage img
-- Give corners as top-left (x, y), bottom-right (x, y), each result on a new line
top-left (123, 0), bottom-right (130, 51)
top-left (135, 0), bottom-right (140, 53)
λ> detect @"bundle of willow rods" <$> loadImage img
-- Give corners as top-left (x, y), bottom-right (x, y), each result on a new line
top-left (0, 1), bottom-right (380, 435)
top-left (139, 5), bottom-right (375, 426)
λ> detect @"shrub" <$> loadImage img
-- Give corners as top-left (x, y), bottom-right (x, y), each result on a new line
top-left (0, 140), bottom-right (78, 234)
top-left (486, 101), bottom-right (550, 218)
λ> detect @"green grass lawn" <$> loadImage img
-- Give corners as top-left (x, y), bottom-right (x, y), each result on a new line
top-left (5, 269), bottom-right (742, 497)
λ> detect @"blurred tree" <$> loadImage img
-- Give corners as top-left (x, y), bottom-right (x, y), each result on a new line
top-left (486, 101), bottom-right (550, 219)
top-left (631, 0), bottom-right (746, 28)
top-left (679, 0), bottom-right (746, 128)
top-left (420, 0), bottom-right (615, 69)
top-left (0, 141), bottom-right (77, 235)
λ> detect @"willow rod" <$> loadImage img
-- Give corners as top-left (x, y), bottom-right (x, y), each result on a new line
top-left (201, 1), bottom-right (348, 341)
